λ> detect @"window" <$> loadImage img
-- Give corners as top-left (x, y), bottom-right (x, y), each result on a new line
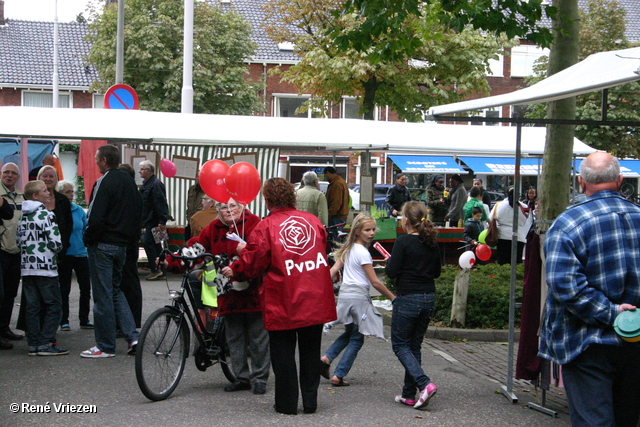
top-left (273, 95), bottom-right (324, 118)
top-left (470, 108), bottom-right (500, 126)
top-left (93, 94), bottom-right (104, 109)
top-left (23, 91), bottom-right (71, 108)
top-left (342, 97), bottom-right (379, 120)
top-left (488, 54), bottom-right (504, 77)
top-left (510, 45), bottom-right (549, 78)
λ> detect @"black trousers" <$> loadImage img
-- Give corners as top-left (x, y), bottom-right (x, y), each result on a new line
top-left (0, 250), bottom-right (21, 332)
top-left (268, 324), bottom-right (323, 414)
top-left (58, 255), bottom-right (92, 325)
top-left (120, 241), bottom-right (143, 328)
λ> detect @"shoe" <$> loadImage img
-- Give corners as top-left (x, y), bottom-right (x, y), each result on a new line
top-left (80, 346), bottom-right (115, 358)
top-left (395, 395), bottom-right (417, 406)
top-left (60, 324), bottom-right (70, 331)
top-left (1, 338), bottom-right (14, 350)
top-left (127, 340), bottom-right (138, 355)
top-left (320, 356), bottom-right (331, 379)
top-left (224, 381), bottom-right (251, 392)
top-left (146, 270), bottom-right (165, 281)
top-left (253, 382), bottom-right (266, 395)
top-left (1, 329), bottom-right (24, 341)
top-left (80, 322), bottom-right (94, 329)
top-left (414, 383), bottom-right (437, 409)
top-left (38, 345), bottom-right (69, 356)
top-left (330, 377), bottom-right (350, 387)
top-left (28, 347), bottom-right (38, 356)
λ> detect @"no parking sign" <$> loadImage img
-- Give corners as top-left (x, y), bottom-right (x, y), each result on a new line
top-left (103, 84), bottom-right (139, 110)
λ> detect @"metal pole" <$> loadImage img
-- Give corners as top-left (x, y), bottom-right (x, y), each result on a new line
top-left (115, 0), bottom-right (125, 84)
top-left (501, 121), bottom-right (521, 404)
top-left (181, 0), bottom-right (194, 113)
top-left (52, 0), bottom-right (59, 108)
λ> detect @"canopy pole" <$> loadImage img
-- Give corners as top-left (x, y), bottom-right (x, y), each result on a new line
top-left (601, 88), bottom-right (609, 121)
top-left (501, 121), bottom-right (521, 404)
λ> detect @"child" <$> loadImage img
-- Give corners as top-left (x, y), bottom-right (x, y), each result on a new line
top-left (385, 201), bottom-right (441, 409)
top-left (18, 180), bottom-right (65, 356)
top-left (320, 213), bottom-right (395, 386)
top-left (464, 206), bottom-right (485, 252)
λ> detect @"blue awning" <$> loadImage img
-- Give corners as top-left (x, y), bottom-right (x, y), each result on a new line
top-left (574, 159), bottom-right (640, 177)
top-left (388, 155), bottom-right (464, 174)
top-left (458, 157), bottom-right (542, 176)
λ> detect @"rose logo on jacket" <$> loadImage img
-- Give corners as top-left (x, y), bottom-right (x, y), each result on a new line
top-left (279, 216), bottom-right (316, 256)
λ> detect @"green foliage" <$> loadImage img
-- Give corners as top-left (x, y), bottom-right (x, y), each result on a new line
top-left (265, 0), bottom-right (517, 121)
top-left (432, 264), bottom-right (523, 329)
top-left (524, 0), bottom-right (640, 159)
top-left (86, 0), bottom-right (264, 115)
top-left (330, 0), bottom-right (556, 62)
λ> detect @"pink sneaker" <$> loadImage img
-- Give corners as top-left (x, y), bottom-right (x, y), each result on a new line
top-left (395, 395), bottom-right (416, 406)
top-left (414, 383), bottom-right (437, 409)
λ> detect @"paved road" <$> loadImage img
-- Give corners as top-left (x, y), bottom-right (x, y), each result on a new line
top-left (0, 273), bottom-right (570, 426)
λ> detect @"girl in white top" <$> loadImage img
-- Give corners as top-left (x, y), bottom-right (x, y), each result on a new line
top-left (320, 214), bottom-right (395, 387)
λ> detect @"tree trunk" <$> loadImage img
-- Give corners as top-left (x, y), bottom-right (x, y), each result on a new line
top-left (362, 76), bottom-right (378, 120)
top-left (450, 268), bottom-right (471, 327)
top-left (539, 0), bottom-right (580, 227)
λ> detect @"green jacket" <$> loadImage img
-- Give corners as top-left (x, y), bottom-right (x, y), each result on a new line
top-left (463, 198), bottom-right (488, 222)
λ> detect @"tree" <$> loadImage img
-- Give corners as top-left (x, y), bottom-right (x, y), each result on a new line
top-left (87, 0), bottom-right (263, 114)
top-left (539, 0), bottom-right (580, 224)
top-left (265, 0), bottom-right (517, 121)
top-left (329, 0), bottom-right (556, 62)
top-left (526, 0), bottom-right (640, 159)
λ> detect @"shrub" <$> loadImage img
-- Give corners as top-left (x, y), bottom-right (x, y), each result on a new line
top-left (433, 263), bottom-right (523, 329)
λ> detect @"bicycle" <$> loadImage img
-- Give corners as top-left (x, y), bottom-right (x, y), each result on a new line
top-left (135, 251), bottom-right (235, 401)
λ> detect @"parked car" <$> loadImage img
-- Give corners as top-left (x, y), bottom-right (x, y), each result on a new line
top-left (294, 181), bottom-right (360, 210)
top-left (351, 184), bottom-right (393, 211)
top-left (485, 191), bottom-right (506, 209)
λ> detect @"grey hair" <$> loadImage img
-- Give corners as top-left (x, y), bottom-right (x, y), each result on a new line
top-left (580, 154), bottom-right (620, 184)
top-left (302, 171), bottom-right (318, 186)
top-left (139, 160), bottom-right (155, 173)
top-left (57, 180), bottom-right (74, 192)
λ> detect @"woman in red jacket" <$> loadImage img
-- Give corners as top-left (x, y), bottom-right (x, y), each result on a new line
top-left (166, 198), bottom-right (270, 394)
top-left (223, 178), bottom-right (336, 415)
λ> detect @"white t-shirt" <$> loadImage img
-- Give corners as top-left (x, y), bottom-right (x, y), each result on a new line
top-left (342, 243), bottom-right (372, 289)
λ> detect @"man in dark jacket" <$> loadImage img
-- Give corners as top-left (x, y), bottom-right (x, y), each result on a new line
top-left (81, 145), bottom-right (142, 358)
top-left (386, 173), bottom-right (412, 217)
top-left (139, 160), bottom-right (170, 280)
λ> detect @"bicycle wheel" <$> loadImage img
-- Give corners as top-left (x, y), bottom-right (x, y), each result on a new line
top-left (217, 321), bottom-right (236, 383)
top-left (135, 307), bottom-right (189, 401)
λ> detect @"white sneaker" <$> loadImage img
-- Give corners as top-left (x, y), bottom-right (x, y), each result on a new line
top-left (80, 346), bottom-right (115, 358)
top-left (127, 340), bottom-right (138, 355)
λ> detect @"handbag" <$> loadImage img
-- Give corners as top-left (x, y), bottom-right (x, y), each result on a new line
top-left (485, 216), bottom-right (499, 248)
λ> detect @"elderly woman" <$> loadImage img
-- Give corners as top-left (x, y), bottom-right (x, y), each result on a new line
top-left (56, 180), bottom-right (93, 329)
top-left (37, 166), bottom-right (74, 330)
top-left (166, 198), bottom-right (269, 394)
top-left (222, 178), bottom-right (336, 415)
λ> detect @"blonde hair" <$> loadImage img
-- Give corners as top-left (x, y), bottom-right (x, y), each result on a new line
top-left (333, 213), bottom-right (376, 263)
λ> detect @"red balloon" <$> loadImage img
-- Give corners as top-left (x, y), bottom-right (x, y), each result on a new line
top-left (476, 243), bottom-right (492, 261)
top-left (200, 159), bottom-right (231, 203)
top-left (225, 162), bottom-right (261, 205)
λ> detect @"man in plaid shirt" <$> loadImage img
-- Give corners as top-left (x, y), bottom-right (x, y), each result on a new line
top-left (539, 151), bottom-right (640, 426)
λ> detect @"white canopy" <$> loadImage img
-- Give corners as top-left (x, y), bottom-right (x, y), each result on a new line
top-left (428, 46), bottom-right (640, 116)
top-left (0, 106), bottom-right (594, 156)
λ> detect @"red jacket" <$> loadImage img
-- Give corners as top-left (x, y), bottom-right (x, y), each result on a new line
top-left (229, 207), bottom-right (336, 331)
top-left (167, 210), bottom-right (262, 316)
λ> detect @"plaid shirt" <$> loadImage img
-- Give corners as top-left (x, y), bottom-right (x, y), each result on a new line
top-left (538, 190), bottom-right (640, 365)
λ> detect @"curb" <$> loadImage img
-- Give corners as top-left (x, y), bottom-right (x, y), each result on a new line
top-left (380, 309), bottom-right (519, 342)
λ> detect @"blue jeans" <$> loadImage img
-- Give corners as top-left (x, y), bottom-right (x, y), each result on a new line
top-left (562, 343), bottom-right (640, 427)
top-left (324, 323), bottom-right (364, 379)
top-left (23, 276), bottom-right (61, 349)
top-left (87, 243), bottom-right (139, 353)
top-left (391, 293), bottom-right (435, 399)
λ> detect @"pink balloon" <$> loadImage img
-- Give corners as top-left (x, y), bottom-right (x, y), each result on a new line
top-left (225, 162), bottom-right (261, 205)
top-left (160, 158), bottom-right (177, 178)
top-left (200, 159), bottom-right (231, 203)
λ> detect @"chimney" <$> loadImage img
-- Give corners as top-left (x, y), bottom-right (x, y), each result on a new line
top-left (0, 1), bottom-right (5, 26)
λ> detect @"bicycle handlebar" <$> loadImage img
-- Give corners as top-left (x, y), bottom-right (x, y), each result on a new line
top-left (326, 222), bottom-right (346, 230)
top-left (162, 249), bottom-right (216, 262)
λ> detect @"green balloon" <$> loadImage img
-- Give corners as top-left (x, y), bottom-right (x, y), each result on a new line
top-left (478, 229), bottom-right (488, 244)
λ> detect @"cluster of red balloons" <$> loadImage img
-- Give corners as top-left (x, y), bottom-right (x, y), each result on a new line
top-left (199, 159), bottom-right (261, 205)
